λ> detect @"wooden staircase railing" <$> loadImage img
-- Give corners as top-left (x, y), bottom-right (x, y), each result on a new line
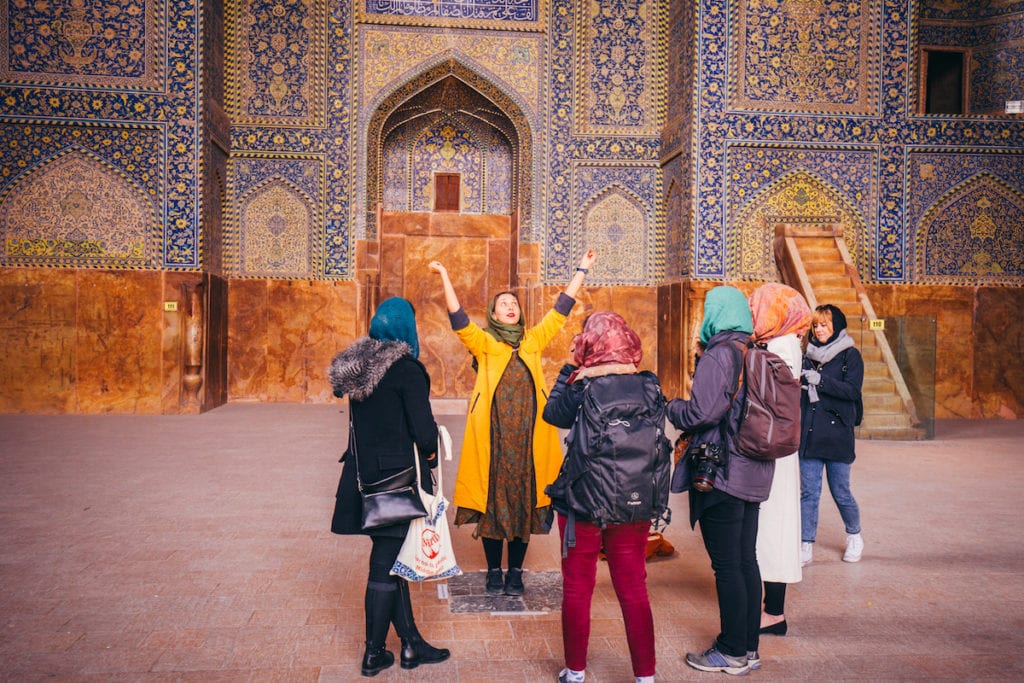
top-left (774, 224), bottom-right (924, 439)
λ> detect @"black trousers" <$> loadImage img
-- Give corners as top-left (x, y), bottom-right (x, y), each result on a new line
top-left (697, 494), bottom-right (762, 657)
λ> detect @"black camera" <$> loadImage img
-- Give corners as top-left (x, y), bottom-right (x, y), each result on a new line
top-left (691, 442), bottom-right (722, 492)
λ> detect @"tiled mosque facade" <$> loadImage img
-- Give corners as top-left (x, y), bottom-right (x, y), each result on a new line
top-left (0, 0), bottom-right (1022, 418)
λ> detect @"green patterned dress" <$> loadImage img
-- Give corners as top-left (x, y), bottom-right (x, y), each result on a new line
top-left (455, 351), bottom-right (550, 540)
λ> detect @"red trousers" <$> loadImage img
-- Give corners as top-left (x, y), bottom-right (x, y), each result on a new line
top-left (558, 514), bottom-right (655, 677)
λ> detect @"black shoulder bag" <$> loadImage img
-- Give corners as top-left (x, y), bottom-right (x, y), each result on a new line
top-left (349, 415), bottom-right (427, 530)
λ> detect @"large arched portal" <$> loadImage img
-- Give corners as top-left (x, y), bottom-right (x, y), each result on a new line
top-left (364, 62), bottom-right (535, 398)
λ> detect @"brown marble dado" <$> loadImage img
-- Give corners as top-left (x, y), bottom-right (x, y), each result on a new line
top-left (0, 268), bottom-right (225, 414)
top-left (3, 267), bottom-right (1020, 420)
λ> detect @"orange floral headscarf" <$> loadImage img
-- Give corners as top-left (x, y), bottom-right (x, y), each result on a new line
top-left (750, 283), bottom-right (812, 343)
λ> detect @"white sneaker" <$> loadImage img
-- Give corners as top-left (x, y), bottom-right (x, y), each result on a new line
top-left (843, 533), bottom-right (864, 562)
top-left (800, 542), bottom-right (813, 567)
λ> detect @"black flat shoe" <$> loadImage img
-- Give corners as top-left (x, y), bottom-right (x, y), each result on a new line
top-left (361, 646), bottom-right (395, 676)
top-left (485, 568), bottom-right (504, 595)
top-left (400, 637), bottom-right (451, 669)
top-left (759, 620), bottom-right (787, 636)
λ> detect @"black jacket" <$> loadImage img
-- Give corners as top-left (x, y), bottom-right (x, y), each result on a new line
top-left (328, 338), bottom-right (438, 538)
top-left (799, 347), bottom-right (863, 463)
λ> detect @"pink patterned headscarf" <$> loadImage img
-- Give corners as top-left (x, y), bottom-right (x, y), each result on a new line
top-left (569, 311), bottom-right (643, 382)
top-left (750, 283), bottom-right (812, 343)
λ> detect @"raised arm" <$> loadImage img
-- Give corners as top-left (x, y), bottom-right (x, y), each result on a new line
top-left (564, 249), bottom-right (597, 300)
top-left (428, 261), bottom-right (461, 313)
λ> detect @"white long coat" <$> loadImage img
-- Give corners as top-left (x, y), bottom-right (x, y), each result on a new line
top-left (755, 334), bottom-right (803, 584)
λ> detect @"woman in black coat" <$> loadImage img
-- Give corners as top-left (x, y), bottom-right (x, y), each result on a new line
top-left (329, 297), bottom-right (450, 677)
top-left (798, 304), bottom-right (865, 566)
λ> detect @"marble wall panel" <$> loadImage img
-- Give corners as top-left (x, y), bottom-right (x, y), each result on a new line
top-left (265, 281), bottom-right (358, 403)
top-left (867, 284), bottom-right (975, 419)
top-left (75, 271), bottom-right (164, 413)
top-left (0, 268), bottom-right (77, 413)
top-left (532, 284), bottom-right (659, 395)
top-left (405, 235), bottom-right (491, 399)
top-left (228, 279), bottom-right (270, 401)
top-left (973, 287), bottom-right (1024, 419)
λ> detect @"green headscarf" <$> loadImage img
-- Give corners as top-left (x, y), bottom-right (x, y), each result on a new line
top-left (470, 291), bottom-right (524, 373)
top-left (483, 291), bottom-right (524, 347)
top-left (700, 286), bottom-right (754, 345)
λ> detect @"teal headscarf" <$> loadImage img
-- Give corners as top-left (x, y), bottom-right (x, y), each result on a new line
top-left (369, 297), bottom-right (420, 359)
top-left (700, 286), bottom-right (754, 345)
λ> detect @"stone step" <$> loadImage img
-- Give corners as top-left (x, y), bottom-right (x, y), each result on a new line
top-left (864, 376), bottom-right (895, 393)
top-left (860, 411), bottom-right (913, 429)
top-left (856, 425), bottom-right (927, 440)
top-left (863, 393), bottom-right (904, 413)
top-left (803, 261), bottom-right (847, 276)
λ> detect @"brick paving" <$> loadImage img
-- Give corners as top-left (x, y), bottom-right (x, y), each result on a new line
top-left (1, 404), bottom-right (1022, 681)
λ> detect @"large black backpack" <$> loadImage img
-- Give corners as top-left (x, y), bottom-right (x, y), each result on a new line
top-left (545, 372), bottom-right (672, 555)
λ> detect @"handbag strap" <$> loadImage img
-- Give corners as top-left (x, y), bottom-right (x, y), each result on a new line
top-left (349, 413), bottom-right (368, 493)
top-left (352, 413), bottom-right (453, 495)
top-left (412, 425), bottom-right (452, 502)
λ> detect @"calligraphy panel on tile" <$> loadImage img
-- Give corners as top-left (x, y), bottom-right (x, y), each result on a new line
top-left (1, 0), bottom-right (164, 89)
top-left (227, 0), bottom-right (326, 127)
top-left (730, 0), bottom-right (880, 115)
top-left (358, 0), bottom-right (544, 30)
top-left (574, 0), bottom-right (661, 136)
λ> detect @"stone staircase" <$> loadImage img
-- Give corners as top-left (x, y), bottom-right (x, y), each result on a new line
top-left (774, 225), bottom-right (925, 440)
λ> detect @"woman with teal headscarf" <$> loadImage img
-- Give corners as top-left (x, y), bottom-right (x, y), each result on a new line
top-left (328, 297), bottom-right (450, 677)
top-left (666, 286), bottom-right (774, 676)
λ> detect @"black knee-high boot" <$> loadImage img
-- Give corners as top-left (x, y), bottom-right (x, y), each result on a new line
top-left (391, 580), bottom-right (451, 669)
top-left (362, 583), bottom-right (397, 677)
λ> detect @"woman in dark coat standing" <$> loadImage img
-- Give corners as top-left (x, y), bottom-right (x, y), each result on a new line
top-left (798, 304), bottom-right (865, 566)
top-left (329, 297), bottom-right (450, 677)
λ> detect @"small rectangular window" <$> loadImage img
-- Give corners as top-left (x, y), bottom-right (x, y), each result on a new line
top-left (434, 173), bottom-right (460, 212)
top-left (923, 50), bottom-right (965, 115)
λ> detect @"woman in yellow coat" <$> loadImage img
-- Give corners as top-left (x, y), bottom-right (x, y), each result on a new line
top-left (429, 250), bottom-right (595, 596)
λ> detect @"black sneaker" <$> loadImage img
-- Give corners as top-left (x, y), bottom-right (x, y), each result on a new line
top-left (504, 568), bottom-right (524, 596)
top-left (485, 568), bottom-right (504, 595)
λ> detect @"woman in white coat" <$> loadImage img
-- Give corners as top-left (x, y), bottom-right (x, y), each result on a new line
top-left (749, 283), bottom-right (812, 639)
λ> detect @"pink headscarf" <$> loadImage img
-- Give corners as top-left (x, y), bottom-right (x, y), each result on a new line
top-left (569, 311), bottom-right (642, 383)
top-left (750, 283), bottom-right (812, 343)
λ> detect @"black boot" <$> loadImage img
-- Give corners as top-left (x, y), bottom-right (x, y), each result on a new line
top-left (504, 567), bottom-right (524, 596)
top-left (485, 568), bottom-right (505, 595)
top-left (392, 580), bottom-right (451, 669)
top-left (362, 584), bottom-right (396, 677)
top-left (361, 645), bottom-right (395, 677)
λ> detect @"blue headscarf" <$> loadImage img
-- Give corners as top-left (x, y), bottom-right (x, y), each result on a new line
top-left (700, 286), bottom-right (754, 345)
top-left (369, 297), bottom-right (420, 359)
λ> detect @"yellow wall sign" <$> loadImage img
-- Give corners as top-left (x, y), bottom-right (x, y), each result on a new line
top-left (869, 319), bottom-right (885, 330)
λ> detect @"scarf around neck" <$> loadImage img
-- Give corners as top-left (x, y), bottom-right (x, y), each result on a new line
top-left (805, 328), bottom-right (855, 367)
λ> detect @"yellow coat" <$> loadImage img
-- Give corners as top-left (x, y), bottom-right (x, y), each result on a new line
top-left (451, 304), bottom-right (571, 514)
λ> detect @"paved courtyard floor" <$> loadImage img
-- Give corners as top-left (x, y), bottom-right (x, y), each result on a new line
top-left (1, 403), bottom-right (1022, 681)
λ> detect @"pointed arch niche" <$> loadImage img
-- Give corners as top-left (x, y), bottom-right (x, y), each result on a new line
top-left (915, 172), bottom-right (1024, 285)
top-left (731, 170), bottom-right (868, 281)
top-left (362, 59), bottom-right (536, 399)
top-left (366, 58), bottom-right (532, 233)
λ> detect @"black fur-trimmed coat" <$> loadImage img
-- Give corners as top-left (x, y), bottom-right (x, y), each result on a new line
top-left (329, 337), bottom-right (439, 538)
